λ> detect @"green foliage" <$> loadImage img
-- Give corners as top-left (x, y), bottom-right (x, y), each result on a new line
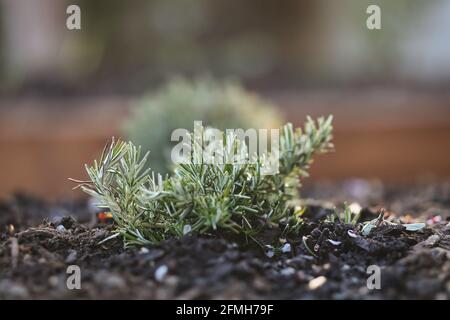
top-left (327, 202), bottom-right (361, 225)
top-left (124, 77), bottom-right (283, 174)
top-left (77, 117), bottom-right (333, 247)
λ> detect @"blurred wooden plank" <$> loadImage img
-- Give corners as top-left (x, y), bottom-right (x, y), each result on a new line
top-left (309, 125), bottom-right (450, 182)
top-left (272, 89), bottom-right (450, 130)
top-left (0, 97), bottom-right (130, 139)
top-left (271, 89), bottom-right (450, 182)
top-left (0, 97), bottom-right (130, 199)
top-left (0, 90), bottom-right (449, 199)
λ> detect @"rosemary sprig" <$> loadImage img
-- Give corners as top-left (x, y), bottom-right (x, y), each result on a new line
top-left (74, 116), bottom-right (333, 246)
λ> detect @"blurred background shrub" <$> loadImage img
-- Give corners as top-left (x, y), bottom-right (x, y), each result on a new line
top-left (124, 77), bottom-right (283, 174)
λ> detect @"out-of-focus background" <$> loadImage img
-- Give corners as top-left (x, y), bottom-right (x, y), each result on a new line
top-left (1, 0), bottom-right (450, 199)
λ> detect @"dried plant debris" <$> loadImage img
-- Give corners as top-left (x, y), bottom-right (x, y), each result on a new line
top-left (361, 209), bottom-right (426, 237)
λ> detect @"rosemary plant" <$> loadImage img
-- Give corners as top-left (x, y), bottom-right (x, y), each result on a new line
top-left (75, 116), bottom-right (333, 246)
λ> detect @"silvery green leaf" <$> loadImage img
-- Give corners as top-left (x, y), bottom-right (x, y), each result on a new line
top-left (403, 223), bottom-right (426, 231)
top-left (183, 225), bottom-right (192, 235)
top-left (361, 221), bottom-right (376, 236)
top-left (281, 243), bottom-right (291, 253)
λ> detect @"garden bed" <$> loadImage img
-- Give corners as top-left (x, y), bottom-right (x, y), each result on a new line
top-left (0, 182), bottom-right (449, 299)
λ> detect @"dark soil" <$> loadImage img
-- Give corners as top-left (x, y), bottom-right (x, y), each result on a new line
top-left (0, 182), bottom-right (449, 299)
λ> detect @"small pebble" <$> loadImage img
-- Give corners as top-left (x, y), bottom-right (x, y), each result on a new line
top-left (104, 275), bottom-right (126, 289)
top-left (155, 265), bottom-right (169, 282)
top-left (350, 276), bottom-right (359, 284)
top-left (56, 225), bottom-right (66, 232)
top-left (308, 276), bottom-right (327, 290)
top-left (265, 245), bottom-right (275, 258)
top-left (342, 264), bottom-right (351, 271)
top-left (295, 270), bottom-right (307, 281)
top-left (280, 267), bottom-right (296, 276)
top-left (7, 284), bottom-right (29, 299)
top-left (65, 250), bottom-right (77, 264)
top-left (0, 280), bottom-right (29, 299)
top-left (48, 276), bottom-right (59, 287)
top-left (165, 276), bottom-right (179, 287)
top-left (139, 247), bottom-right (150, 254)
top-left (8, 224), bottom-right (15, 235)
top-left (93, 271), bottom-right (125, 289)
top-left (281, 243), bottom-right (291, 253)
top-left (252, 277), bottom-right (269, 291)
top-left (358, 286), bottom-right (369, 295)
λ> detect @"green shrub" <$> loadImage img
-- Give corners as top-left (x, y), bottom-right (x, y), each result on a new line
top-left (123, 77), bottom-right (283, 174)
top-left (77, 117), bottom-right (333, 247)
